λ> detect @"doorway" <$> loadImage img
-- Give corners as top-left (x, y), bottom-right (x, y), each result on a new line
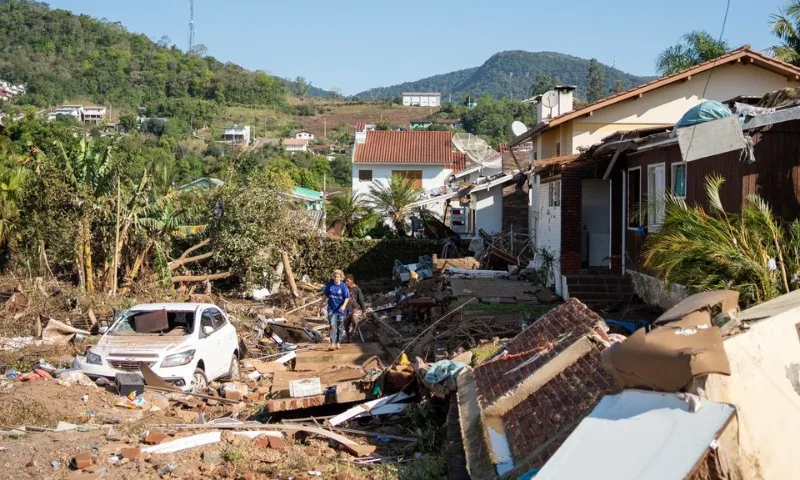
top-left (581, 179), bottom-right (611, 268)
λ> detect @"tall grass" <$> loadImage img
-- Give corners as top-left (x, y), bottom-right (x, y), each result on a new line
top-left (641, 175), bottom-right (800, 307)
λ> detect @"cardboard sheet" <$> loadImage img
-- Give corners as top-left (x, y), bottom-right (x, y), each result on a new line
top-left (134, 309), bottom-right (169, 333)
top-left (601, 317), bottom-right (730, 392)
top-left (656, 290), bottom-right (739, 325)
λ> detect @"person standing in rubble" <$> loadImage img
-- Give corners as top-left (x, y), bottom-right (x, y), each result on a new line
top-left (323, 269), bottom-right (349, 350)
top-left (344, 274), bottom-right (366, 343)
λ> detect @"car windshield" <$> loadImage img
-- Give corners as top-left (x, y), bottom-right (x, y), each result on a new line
top-left (108, 309), bottom-right (195, 336)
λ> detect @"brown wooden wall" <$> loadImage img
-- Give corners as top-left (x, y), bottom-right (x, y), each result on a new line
top-left (611, 118), bottom-right (800, 270)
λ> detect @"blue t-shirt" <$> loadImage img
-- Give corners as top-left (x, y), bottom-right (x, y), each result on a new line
top-left (323, 281), bottom-right (350, 313)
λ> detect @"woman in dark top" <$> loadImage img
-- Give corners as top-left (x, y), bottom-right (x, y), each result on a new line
top-left (344, 274), bottom-right (366, 343)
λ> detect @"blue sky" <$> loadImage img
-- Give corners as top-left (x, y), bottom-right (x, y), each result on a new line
top-left (47, 0), bottom-right (785, 95)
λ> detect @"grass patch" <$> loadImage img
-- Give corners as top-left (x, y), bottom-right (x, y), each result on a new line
top-left (470, 344), bottom-right (502, 365)
top-left (221, 447), bottom-right (244, 463)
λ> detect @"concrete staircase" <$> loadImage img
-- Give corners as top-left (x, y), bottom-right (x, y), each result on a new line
top-left (566, 272), bottom-right (635, 305)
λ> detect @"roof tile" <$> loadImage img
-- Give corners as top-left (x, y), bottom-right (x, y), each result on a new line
top-left (354, 130), bottom-right (457, 164)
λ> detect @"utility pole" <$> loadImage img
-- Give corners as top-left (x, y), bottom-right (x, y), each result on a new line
top-left (324, 117), bottom-right (327, 139)
top-left (188, 0), bottom-right (196, 52)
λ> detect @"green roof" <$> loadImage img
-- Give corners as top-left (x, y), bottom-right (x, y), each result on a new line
top-left (291, 186), bottom-right (323, 201)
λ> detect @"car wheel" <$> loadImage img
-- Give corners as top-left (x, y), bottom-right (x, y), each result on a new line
top-left (221, 355), bottom-right (239, 381)
top-left (191, 368), bottom-right (208, 393)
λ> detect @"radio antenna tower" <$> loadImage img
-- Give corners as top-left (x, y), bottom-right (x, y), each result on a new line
top-left (188, 0), bottom-right (196, 52)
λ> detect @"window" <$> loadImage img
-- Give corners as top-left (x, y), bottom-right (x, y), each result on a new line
top-left (547, 180), bottom-right (561, 207)
top-left (647, 164), bottom-right (666, 229)
top-left (627, 168), bottom-right (642, 229)
top-left (200, 308), bottom-right (225, 336)
top-left (358, 170), bottom-right (373, 181)
top-left (671, 162), bottom-right (687, 198)
top-left (555, 142), bottom-right (561, 156)
top-left (392, 170), bottom-right (423, 190)
top-left (532, 151), bottom-right (538, 161)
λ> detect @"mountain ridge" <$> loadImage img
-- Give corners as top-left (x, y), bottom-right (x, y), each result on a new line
top-left (355, 50), bottom-right (655, 101)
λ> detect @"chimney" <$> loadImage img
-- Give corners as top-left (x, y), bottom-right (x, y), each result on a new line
top-left (535, 85), bottom-right (576, 121)
top-left (355, 126), bottom-right (367, 144)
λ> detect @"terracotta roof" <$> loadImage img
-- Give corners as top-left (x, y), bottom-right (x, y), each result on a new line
top-left (449, 152), bottom-right (466, 173)
top-left (510, 46), bottom-right (800, 146)
top-left (355, 122), bottom-right (366, 131)
top-left (283, 138), bottom-right (309, 146)
top-left (353, 130), bottom-right (456, 164)
top-left (463, 299), bottom-right (618, 476)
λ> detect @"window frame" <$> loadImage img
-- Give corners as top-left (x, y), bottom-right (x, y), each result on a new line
top-left (199, 308), bottom-right (225, 337)
top-left (671, 161), bottom-right (687, 199)
top-left (626, 167), bottom-right (642, 231)
top-left (647, 163), bottom-right (666, 231)
top-left (547, 180), bottom-right (561, 208)
top-left (358, 169), bottom-right (373, 182)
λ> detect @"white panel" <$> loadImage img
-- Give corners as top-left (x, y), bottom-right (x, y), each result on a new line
top-left (677, 116), bottom-right (746, 162)
top-left (537, 390), bottom-right (735, 480)
top-left (536, 180), bottom-right (561, 291)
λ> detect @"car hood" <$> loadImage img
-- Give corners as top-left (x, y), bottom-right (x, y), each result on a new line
top-left (93, 334), bottom-right (192, 356)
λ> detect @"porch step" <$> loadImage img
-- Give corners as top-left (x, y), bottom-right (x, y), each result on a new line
top-left (566, 274), bottom-right (635, 305)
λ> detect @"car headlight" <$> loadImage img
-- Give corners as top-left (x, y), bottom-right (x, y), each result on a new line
top-left (86, 350), bottom-right (102, 365)
top-left (161, 350), bottom-right (196, 368)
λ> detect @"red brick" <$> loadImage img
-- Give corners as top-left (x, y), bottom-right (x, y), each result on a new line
top-left (121, 447), bottom-right (142, 461)
top-left (254, 437), bottom-right (268, 448)
top-left (73, 453), bottom-right (93, 469)
top-left (224, 390), bottom-right (242, 401)
top-left (144, 430), bottom-right (168, 445)
top-left (268, 436), bottom-right (286, 450)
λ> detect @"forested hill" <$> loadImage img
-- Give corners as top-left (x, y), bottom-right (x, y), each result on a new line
top-left (356, 50), bottom-right (654, 101)
top-left (0, 0), bottom-right (297, 108)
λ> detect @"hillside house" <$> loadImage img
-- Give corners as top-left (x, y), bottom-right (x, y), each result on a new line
top-left (0, 89), bottom-right (8, 101)
top-left (516, 47), bottom-right (800, 298)
top-left (82, 106), bottom-right (107, 123)
top-left (47, 105), bottom-right (84, 122)
top-left (402, 92), bottom-right (441, 107)
top-left (435, 118), bottom-right (462, 129)
top-left (295, 131), bottom-right (315, 140)
top-left (283, 138), bottom-right (309, 152)
top-left (223, 125), bottom-right (251, 145)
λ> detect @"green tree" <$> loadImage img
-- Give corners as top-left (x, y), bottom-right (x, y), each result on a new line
top-left (770, 1), bottom-right (800, 66)
top-left (326, 190), bottom-right (371, 237)
top-left (586, 59), bottom-right (606, 103)
top-left (529, 73), bottom-right (556, 97)
top-left (367, 174), bottom-right (421, 237)
top-left (612, 79), bottom-right (625, 94)
top-left (293, 76), bottom-right (311, 98)
top-left (330, 155), bottom-right (352, 186)
top-left (656, 31), bottom-right (729, 75)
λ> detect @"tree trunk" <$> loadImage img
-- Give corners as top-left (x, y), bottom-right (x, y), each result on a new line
top-left (119, 239), bottom-right (153, 295)
top-left (172, 271), bottom-right (232, 283)
top-left (82, 216), bottom-right (94, 293)
top-left (168, 239), bottom-right (213, 271)
top-left (282, 250), bottom-right (300, 298)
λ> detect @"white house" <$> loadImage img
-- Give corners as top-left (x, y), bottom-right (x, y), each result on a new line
top-left (223, 125), bottom-right (251, 145)
top-left (82, 106), bottom-right (107, 123)
top-left (47, 105), bottom-right (84, 122)
top-left (295, 131), bottom-right (315, 140)
top-left (283, 138), bottom-right (309, 152)
top-left (402, 92), bottom-right (441, 107)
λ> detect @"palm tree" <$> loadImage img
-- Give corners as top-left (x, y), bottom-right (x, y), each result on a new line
top-left (656, 31), bottom-right (730, 75)
top-left (642, 175), bottom-right (795, 307)
top-left (326, 190), bottom-right (370, 237)
top-left (367, 175), bottom-right (421, 236)
top-left (770, 1), bottom-right (800, 66)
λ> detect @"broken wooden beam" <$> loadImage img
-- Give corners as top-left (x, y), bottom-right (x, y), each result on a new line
top-left (282, 250), bottom-right (300, 298)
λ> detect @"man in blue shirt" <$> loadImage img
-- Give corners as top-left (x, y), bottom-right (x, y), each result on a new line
top-left (323, 269), bottom-right (349, 350)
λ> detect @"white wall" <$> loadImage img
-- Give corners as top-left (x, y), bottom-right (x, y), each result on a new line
top-left (703, 290), bottom-right (800, 480)
top-left (473, 188), bottom-right (503, 234)
top-left (351, 163), bottom-right (452, 197)
top-left (570, 63), bottom-right (800, 152)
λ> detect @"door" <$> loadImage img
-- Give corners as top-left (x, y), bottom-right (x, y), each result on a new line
top-left (647, 164), bottom-right (666, 230)
top-left (198, 308), bottom-right (226, 378)
top-left (537, 179), bottom-right (561, 293)
top-left (392, 170), bottom-right (423, 190)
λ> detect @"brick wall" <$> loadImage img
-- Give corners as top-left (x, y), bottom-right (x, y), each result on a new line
top-left (502, 181), bottom-right (529, 233)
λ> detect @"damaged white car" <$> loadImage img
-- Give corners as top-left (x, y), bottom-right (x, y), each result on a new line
top-left (75, 303), bottom-right (240, 392)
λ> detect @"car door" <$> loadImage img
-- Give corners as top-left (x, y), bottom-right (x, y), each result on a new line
top-left (197, 308), bottom-right (225, 379)
top-left (213, 310), bottom-right (238, 358)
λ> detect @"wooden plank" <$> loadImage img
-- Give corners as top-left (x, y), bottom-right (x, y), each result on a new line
top-left (293, 343), bottom-right (387, 370)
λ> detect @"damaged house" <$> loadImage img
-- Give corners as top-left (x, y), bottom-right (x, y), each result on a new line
top-left (511, 46), bottom-right (800, 302)
top-left (456, 298), bottom-right (618, 479)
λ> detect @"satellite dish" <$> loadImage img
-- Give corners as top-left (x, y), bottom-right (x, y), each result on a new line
top-left (541, 90), bottom-right (559, 109)
top-left (452, 133), bottom-right (502, 171)
top-left (511, 121), bottom-right (528, 137)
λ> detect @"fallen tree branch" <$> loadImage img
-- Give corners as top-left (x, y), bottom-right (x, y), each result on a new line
top-left (168, 239), bottom-right (212, 270)
top-left (171, 271), bottom-right (232, 283)
top-left (169, 251), bottom-right (214, 271)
